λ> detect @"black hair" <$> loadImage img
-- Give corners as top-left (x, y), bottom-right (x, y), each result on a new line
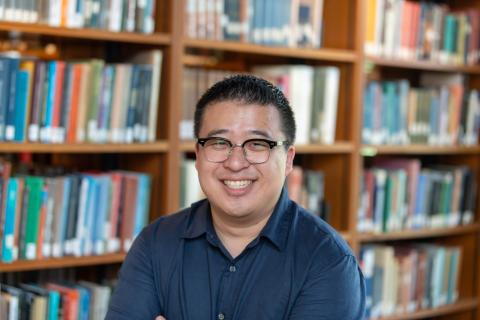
top-left (194, 74), bottom-right (296, 145)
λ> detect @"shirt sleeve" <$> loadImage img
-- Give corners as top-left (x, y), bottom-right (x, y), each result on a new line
top-left (288, 254), bottom-right (366, 320)
top-left (105, 230), bottom-right (162, 320)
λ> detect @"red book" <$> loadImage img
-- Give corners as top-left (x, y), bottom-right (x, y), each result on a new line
top-left (120, 174), bottom-right (139, 252)
top-left (67, 64), bottom-right (83, 143)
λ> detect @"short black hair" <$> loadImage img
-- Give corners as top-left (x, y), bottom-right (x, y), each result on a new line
top-left (194, 74), bottom-right (296, 144)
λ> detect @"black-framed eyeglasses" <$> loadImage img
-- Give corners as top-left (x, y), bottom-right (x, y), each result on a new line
top-left (197, 137), bottom-right (289, 164)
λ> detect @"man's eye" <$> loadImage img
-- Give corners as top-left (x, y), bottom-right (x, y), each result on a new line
top-left (247, 141), bottom-right (269, 151)
top-left (209, 140), bottom-right (229, 149)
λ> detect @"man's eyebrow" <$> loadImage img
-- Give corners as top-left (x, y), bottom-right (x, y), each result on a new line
top-left (205, 129), bottom-right (273, 139)
top-left (249, 130), bottom-right (273, 139)
top-left (206, 129), bottom-right (229, 137)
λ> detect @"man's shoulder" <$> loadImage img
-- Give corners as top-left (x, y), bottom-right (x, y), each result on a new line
top-left (143, 206), bottom-right (193, 242)
top-left (290, 203), bottom-right (354, 263)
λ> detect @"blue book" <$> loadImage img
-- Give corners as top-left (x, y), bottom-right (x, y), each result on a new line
top-left (48, 289), bottom-right (60, 320)
top-left (98, 65), bottom-right (115, 142)
top-left (74, 285), bottom-right (91, 320)
top-left (83, 175), bottom-right (99, 255)
top-left (414, 172), bottom-right (427, 229)
top-left (93, 175), bottom-right (110, 254)
top-left (363, 82), bottom-right (374, 143)
top-left (5, 57), bottom-right (19, 141)
top-left (13, 70), bottom-right (29, 142)
top-left (2, 178), bottom-right (19, 263)
top-left (126, 66), bottom-right (141, 143)
top-left (42, 61), bottom-right (57, 143)
top-left (0, 57), bottom-right (11, 141)
top-left (383, 82), bottom-right (396, 143)
top-left (134, 173), bottom-right (151, 238)
top-left (373, 170), bottom-right (386, 233)
top-left (360, 246), bottom-right (375, 318)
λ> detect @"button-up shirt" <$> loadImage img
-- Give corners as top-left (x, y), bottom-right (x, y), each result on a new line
top-left (106, 188), bottom-right (365, 319)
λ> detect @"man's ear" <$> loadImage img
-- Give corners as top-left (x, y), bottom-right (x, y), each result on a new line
top-left (285, 145), bottom-right (295, 176)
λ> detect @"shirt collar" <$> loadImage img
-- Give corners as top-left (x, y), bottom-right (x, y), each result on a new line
top-left (181, 187), bottom-right (292, 251)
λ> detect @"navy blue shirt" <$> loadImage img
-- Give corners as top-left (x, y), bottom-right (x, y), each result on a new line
top-left (106, 189), bottom-right (365, 319)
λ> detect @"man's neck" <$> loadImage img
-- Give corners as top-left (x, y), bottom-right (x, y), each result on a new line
top-left (211, 209), bottom-right (273, 259)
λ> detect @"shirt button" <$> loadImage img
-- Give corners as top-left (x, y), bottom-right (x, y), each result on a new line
top-left (229, 265), bottom-right (236, 272)
top-left (218, 313), bottom-right (225, 320)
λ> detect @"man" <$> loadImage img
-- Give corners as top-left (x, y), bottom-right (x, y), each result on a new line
top-left (106, 75), bottom-right (365, 319)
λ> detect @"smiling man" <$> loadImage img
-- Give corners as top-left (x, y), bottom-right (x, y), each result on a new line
top-left (106, 75), bottom-right (365, 320)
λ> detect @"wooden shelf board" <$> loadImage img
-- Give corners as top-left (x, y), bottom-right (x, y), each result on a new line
top-left (357, 224), bottom-right (480, 242)
top-left (295, 142), bottom-right (354, 154)
top-left (0, 253), bottom-right (126, 272)
top-left (180, 141), bottom-right (354, 154)
top-left (184, 38), bottom-right (358, 62)
top-left (361, 145), bottom-right (480, 156)
top-left (0, 141), bottom-right (169, 153)
top-left (0, 22), bottom-right (171, 45)
top-left (366, 55), bottom-right (480, 74)
top-left (374, 298), bottom-right (478, 320)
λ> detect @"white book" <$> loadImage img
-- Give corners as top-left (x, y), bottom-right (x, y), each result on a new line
top-left (289, 66), bottom-right (314, 145)
top-left (374, 0), bottom-right (385, 56)
top-left (382, 0), bottom-right (396, 58)
top-left (312, 0), bottom-right (324, 48)
top-left (0, 0), bottom-right (4, 20)
top-left (109, 0), bottom-right (123, 32)
top-left (49, 0), bottom-right (61, 26)
top-left (186, 0), bottom-right (197, 38)
top-left (320, 67), bottom-right (340, 144)
top-left (181, 159), bottom-right (205, 208)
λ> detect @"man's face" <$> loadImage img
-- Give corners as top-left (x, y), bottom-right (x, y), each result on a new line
top-left (195, 101), bottom-right (295, 223)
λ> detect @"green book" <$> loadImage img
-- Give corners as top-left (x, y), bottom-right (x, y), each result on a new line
top-left (23, 177), bottom-right (44, 260)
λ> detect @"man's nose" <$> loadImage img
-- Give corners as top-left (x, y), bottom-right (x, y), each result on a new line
top-left (223, 145), bottom-right (250, 169)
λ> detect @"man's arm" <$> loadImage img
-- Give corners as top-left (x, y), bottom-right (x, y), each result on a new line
top-left (289, 254), bottom-right (366, 320)
top-left (106, 231), bottom-right (162, 320)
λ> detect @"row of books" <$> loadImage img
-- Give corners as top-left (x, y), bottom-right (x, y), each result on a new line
top-left (0, 162), bottom-right (151, 263)
top-left (0, 0), bottom-right (156, 34)
top-left (180, 159), bottom-right (205, 209)
top-left (0, 50), bottom-right (162, 144)
top-left (254, 65), bottom-right (340, 145)
top-left (185, 0), bottom-right (324, 48)
top-left (182, 66), bottom-right (341, 145)
top-left (365, 0), bottom-right (480, 65)
top-left (286, 166), bottom-right (329, 221)
top-left (357, 159), bottom-right (476, 233)
top-left (361, 244), bottom-right (462, 319)
top-left (362, 74), bottom-right (480, 146)
top-left (181, 68), bottom-right (233, 140)
top-left (1, 281), bottom-right (111, 320)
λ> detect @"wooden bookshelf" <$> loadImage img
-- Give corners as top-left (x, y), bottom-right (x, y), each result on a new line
top-left (366, 55), bottom-right (480, 74)
top-left (0, 141), bottom-right (170, 153)
top-left (0, 0), bottom-right (479, 319)
top-left (0, 21), bottom-right (171, 45)
top-left (0, 253), bottom-right (126, 272)
top-left (184, 38), bottom-right (358, 62)
top-left (361, 145), bottom-right (480, 156)
top-left (356, 224), bottom-right (480, 242)
top-left (374, 299), bottom-right (478, 320)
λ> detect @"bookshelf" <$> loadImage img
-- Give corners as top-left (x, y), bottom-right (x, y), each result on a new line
top-left (0, 0), bottom-right (479, 319)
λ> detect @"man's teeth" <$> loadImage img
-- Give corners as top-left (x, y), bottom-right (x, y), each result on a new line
top-left (224, 180), bottom-right (252, 189)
